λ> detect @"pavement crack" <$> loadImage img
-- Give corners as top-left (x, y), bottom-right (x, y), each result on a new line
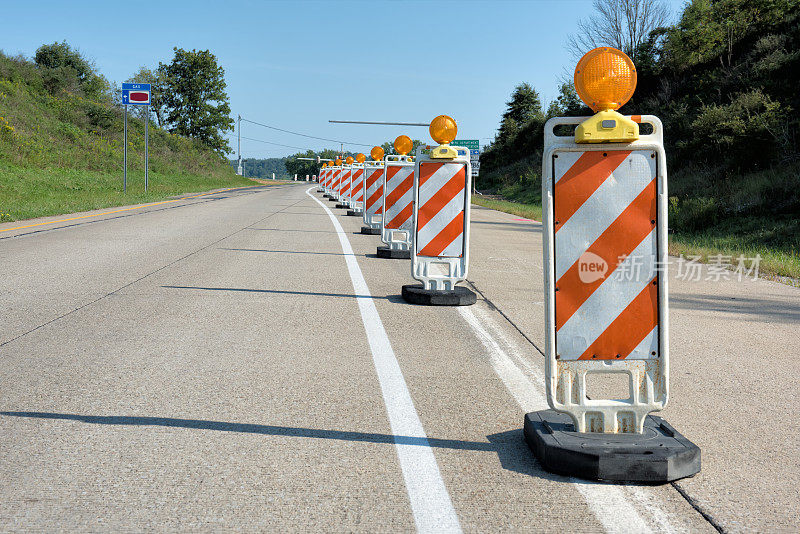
top-left (464, 278), bottom-right (545, 356)
top-left (0, 195), bottom-right (306, 350)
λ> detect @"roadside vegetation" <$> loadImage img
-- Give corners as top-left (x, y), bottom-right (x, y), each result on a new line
top-left (0, 43), bottom-right (251, 222)
top-left (477, 0), bottom-right (800, 280)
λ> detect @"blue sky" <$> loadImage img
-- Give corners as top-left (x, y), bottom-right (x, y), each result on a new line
top-left (1, 0), bottom-right (685, 159)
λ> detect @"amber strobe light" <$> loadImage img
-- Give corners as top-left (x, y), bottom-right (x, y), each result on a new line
top-left (394, 135), bottom-right (412, 155)
top-left (370, 146), bottom-right (385, 161)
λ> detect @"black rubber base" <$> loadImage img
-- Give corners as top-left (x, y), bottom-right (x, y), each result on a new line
top-left (335, 203), bottom-right (349, 209)
top-left (316, 189), bottom-right (324, 193)
top-left (523, 410), bottom-right (701, 483)
top-left (401, 284), bottom-right (477, 306)
top-left (328, 197), bottom-right (339, 203)
top-left (346, 210), bottom-right (362, 217)
top-left (323, 194), bottom-right (331, 198)
top-left (376, 246), bottom-right (410, 259)
top-left (361, 226), bottom-right (381, 235)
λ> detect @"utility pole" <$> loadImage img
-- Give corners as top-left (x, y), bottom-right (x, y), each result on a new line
top-left (237, 115), bottom-right (242, 176)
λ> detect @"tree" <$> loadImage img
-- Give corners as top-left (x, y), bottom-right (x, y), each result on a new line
top-left (158, 48), bottom-right (233, 154)
top-left (285, 148), bottom-right (340, 177)
top-left (496, 83), bottom-right (543, 146)
top-left (33, 41), bottom-right (110, 101)
top-left (547, 83), bottom-right (590, 117)
top-left (566, 0), bottom-right (671, 59)
top-left (126, 66), bottom-right (167, 126)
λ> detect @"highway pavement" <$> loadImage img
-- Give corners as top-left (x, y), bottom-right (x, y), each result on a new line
top-left (1, 183), bottom-right (798, 532)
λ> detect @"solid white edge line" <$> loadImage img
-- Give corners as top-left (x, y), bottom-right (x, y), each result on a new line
top-left (306, 187), bottom-right (462, 534)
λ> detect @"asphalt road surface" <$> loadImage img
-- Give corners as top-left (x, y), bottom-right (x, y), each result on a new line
top-left (1, 183), bottom-right (798, 532)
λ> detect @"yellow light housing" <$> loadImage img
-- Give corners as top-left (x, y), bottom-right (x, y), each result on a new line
top-left (429, 115), bottom-right (458, 159)
top-left (574, 47), bottom-right (637, 112)
top-left (370, 146), bottom-right (384, 161)
top-left (429, 115), bottom-right (457, 144)
top-left (394, 135), bottom-right (412, 155)
top-left (574, 47), bottom-right (639, 144)
top-left (356, 153), bottom-right (366, 163)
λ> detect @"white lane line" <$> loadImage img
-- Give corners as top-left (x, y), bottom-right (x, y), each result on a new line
top-left (306, 188), bottom-right (461, 534)
top-left (458, 305), bottom-right (672, 534)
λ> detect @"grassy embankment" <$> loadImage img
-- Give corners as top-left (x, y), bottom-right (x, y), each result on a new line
top-left (473, 163), bottom-right (800, 281)
top-left (0, 52), bottom-right (252, 223)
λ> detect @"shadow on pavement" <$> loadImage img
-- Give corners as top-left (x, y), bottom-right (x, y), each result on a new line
top-left (218, 248), bottom-right (367, 257)
top-left (470, 220), bottom-right (543, 232)
top-left (671, 293), bottom-right (800, 324)
top-left (0, 411), bottom-right (577, 482)
top-left (162, 285), bottom-right (392, 300)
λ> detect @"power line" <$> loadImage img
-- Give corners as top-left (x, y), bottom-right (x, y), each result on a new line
top-left (240, 136), bottom-right (327, 152)
top-left (240, 117), bottom-right (373, 147)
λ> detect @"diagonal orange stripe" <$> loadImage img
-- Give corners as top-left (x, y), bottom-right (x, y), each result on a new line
top-left (554, 151), bottom-right (630, 230)
top-left (366, 186), bottom-right (383, 210)
top-left (578, 277), bottom-right (658, 360)
top-left (418, 168), bottom-right (465, 230)
top-left (387, 203), bottom-right (413, 229)
top-left (366, 170), bottom-right (381, 188)
top-left (419, 212), bottom-right (464, 257)
top-left (419, 162), bottom-right (443, 186)
top-left (385, 173), bottom-right (413, 209)
top-left (555, 179), bottom-right (657, 330)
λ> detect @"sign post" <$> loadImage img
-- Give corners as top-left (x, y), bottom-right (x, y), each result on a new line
top-left (121, 83), bottom-right (151, 192)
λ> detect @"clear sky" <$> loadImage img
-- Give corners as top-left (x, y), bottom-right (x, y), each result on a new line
top-left (1, 0), bottom-right (684, 159)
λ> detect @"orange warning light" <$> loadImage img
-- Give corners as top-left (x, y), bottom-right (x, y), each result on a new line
top-left (335, 159), bottom-right (342, 165)
top-left (394, 135), bottom-right (412, 155)
top-left (429, 115), bottom-right (457, 144)
top-left (574, 47), bottom-right (637, 112)
top-left (345, 156), bottom-right (354, 165)
top-left (370, 146), bottom-right (384, 161)
top-left (356, 153), bottom-right (366, 163)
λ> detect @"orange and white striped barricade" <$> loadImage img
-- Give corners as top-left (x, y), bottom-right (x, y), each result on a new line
top-left (336, 165), bottom-right (352, 209)
top-left (328, 166), bottom-right (342, 202)
top-left (524, 115), bottom-right (700, 482)
top-left (400, 145), bottom-right (476, 306)
top-left (360, 161), bottom-right (384, 235)
top-left (346, 164), bottom-right (365, 216)
top-left (317, 169), bottom-right (325, 193)
top-left (377, 155), bottom-right (414, 259)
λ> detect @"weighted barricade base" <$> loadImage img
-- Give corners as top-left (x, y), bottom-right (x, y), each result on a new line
top-left (323, 194), bottom-right (332, 198)
top-left (401, 284), bottom-right (477, 306)
top-left (361, 226), bottom-right (381, 235)
top-left (328, 198), bottom-right (339, 203)
top-left (346, 210), bottom-right (362, 217)
top-left (317, 189), bottom-right (324, 193)
top-left (523, 410), bottom-right (701, 483)
top-left (335, 203), bottom-right (349, 209)
top-left (376, 246), bottom-right (410, 259)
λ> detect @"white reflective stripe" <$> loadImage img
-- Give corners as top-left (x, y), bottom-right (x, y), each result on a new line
top-left (627, 325), bottom-right (658, 360)
top-left (439, 233), bottom-right (463, 258)
top-left (418, 164), bottom-right (461, 208)
top-left (365, 168), bottom-right (383, 216)
top-left (555, 152), bottom-right (656, 280)
top-left (385, 187), bottom-right (413, 228)
top-left (553, 151), bottom-right (582, 184)
top-left (557, 230), bottom-right (656, 359)
top-left (306, 187), bottom-right (461, 533)
top-left (386, 166), bottom-right (413, 200)
top-left (417, 191), bottom-right (464, 252)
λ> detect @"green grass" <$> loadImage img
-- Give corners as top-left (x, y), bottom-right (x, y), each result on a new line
top-left (0, 163), bottom-right (253, 222)
top-left (472, 195), bottom-right (542, 221)
top-left (0, 51), bottom-right (252, 222)
top-left (470, 195), bottom-right (800, 282)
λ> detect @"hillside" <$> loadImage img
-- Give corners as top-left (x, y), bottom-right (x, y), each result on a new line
top-left (0, 49), bottom-right (252, 222)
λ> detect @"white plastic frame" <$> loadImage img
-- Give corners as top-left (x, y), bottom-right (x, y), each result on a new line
top-left (542, 115), bottom-right (669, 434)
top-left (410, 145), bottom-right (472, 291)
top-left (362, 162), bottom-right (385, 228)
top-left (380, 155), bottom-right (415, 251)
top-left (348, 163), bottom-right (365, 212)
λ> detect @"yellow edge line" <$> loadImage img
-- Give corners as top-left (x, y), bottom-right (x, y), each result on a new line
top-left (0, 186), bottom-right (259, 234)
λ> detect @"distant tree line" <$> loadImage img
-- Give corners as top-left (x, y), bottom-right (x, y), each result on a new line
top-left (479, 0), bottom-right (800, 230)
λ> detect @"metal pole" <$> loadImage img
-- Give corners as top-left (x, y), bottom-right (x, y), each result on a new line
top-left (329, 120), bottom-right (429, 126)
top-left (123, 104), bottom-right (127, 193)
top-left (237, 114), bottom-right (241, 174)
top-left (144, 105), bottom-right (149, 192)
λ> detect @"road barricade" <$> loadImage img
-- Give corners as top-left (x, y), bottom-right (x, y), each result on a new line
top-left (346, 164), bottom-right (365, 216)
top-left (401, 144), bottom-right (475, 305)
top-left (360, 162), bottom-right (384, 234)
top-left (378, 155), bottom-right (414, 259)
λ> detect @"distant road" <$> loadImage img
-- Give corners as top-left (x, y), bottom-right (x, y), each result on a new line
top-left (1, 183), bottom-right (797, 532)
